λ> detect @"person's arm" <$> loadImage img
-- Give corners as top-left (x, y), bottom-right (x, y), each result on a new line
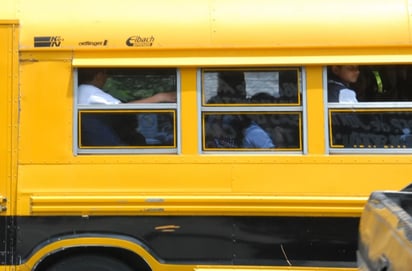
top-left (129, 92), bottom-right (176, 103)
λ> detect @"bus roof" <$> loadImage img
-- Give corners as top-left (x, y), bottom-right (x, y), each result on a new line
top-left (1, 0), bottom-right (411, 50)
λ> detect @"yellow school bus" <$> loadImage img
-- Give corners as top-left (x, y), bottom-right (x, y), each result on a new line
top-left (1, 0), bottom-right (412, 270)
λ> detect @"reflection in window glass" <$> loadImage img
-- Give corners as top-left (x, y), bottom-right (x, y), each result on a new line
top-left (327, 65), bottom-right (412, 103)
top-left (329, 110), bottom-right (412, 149)
top-left (104, 68), bottom-right (177, 102)
top-left (201, 67), bottom-right (303, 153)
top-left (203, 68), bottom-right (300, 105)
top-left (327, 64), bottom-right (412, 152)
top-left (79, 110), bottom-right (176, 148)
top-left (203, 113), bottom-right (302, 151)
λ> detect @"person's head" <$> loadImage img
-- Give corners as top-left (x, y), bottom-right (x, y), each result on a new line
top-left (217, 72), bottom-right (246, 99)
top-left (78, 68), bottom-right (109, 88)
top-left (223, 114), bottom-right (252, 131)
top-left (250, 92), bottom-right (276, 103)
top-left (330, 65), bottom-right (360, 85)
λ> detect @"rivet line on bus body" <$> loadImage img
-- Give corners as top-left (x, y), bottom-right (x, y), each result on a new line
top-left (145, 198), bottom-right (164, 202)
top-left (144, 208), bottom-right (164, 212)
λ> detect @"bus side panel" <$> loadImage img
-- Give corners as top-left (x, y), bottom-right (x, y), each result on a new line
top-left (19, 57), bottom-right (73, 162)
top-left (0, 23), bottom-right (16, 214)
top-left (0, 21), bottom-right (18, 270)
top-left (14, 215), bottom-right (358, 268)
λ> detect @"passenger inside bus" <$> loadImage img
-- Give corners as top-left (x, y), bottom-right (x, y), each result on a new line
top-left (328, 65), bottom-right (412, 102)
top-left (327, 65), bottom-right (412, 149)
top-left (205, 72), bottom-right (274, 148)
top-left (77, 68), bottom-right (176, 105)
top-left (354, 65), bottom-right (412, 102)
top-left (80, 112), bottom-right (147, 146)
top-left (249, 92), bottom-right (277, 103)
top-left (207, 71), bottom-right (247, 104)
top-left (228, 115), bottom-right (275, 148)
top-left (327, 65), bottom-right (359, 103)
top-left (77, 68), bottom-right (176, 147)
top-left (205, 114), bottom-right (275, 149)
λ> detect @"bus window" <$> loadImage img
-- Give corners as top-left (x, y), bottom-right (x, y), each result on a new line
top-left (203, 69), bottom-right (300, 105)
top-left (203, 113), bottom-right (302, 150)
top-left (201, 68), bottom-right (303, 152)
top-left (75, 68), bottom-right (178, 154)
top-left (79, 110), bottom-right (176, 147)
top-left (327, 65), bottom-right (412, 152)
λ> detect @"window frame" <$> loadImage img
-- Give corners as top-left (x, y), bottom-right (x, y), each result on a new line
top-left (73, 68), bottom-right (181, 155)
top-left (324, 66), bottom-right (412, 154)
top-left (198, 67), bottom-right (307, 154)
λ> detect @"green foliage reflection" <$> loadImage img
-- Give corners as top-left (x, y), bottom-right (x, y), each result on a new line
top-left (103, 69), bottom-right (176, 102)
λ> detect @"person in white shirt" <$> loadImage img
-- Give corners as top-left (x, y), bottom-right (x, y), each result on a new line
top-left (77, 68), bottom-right (176, 105)
top-left (327, 65), bottom-right (359, 103)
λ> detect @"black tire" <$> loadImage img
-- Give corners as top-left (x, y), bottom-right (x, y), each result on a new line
top-left (45, 254), bottom-right (134, 271)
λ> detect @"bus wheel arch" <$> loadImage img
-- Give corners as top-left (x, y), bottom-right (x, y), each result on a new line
top-left (33, 246), bottom-right (152, 271)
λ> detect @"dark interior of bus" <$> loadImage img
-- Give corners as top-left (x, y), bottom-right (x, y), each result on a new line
top-left (342, 65), bottom-right (412, 102)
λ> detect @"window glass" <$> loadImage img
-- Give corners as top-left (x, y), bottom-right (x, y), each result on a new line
top-left (330, 110), bottom-right (412, 149)
top-left (203, 112), bottom-right (302, 150)
top-left (203, 69), bottom-right (300, 105)
top-left (104, 68), bottom-right (177, 103)
top-left (327, 65), bottom-right (412, 152)
top-left (327, 65), bottom-right (412, 103)
top-left (79, 110), bottom-right (176, 148)
top-left (201, 68), bottom-right (303, 152)
top-left (75, 68), bottom-right (178, 154)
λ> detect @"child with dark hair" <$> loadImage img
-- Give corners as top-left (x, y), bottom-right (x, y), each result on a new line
top-left (207, 71), bottom-right (247, 104)
top-left (225, 115), bottom-right (275, 148)
top-left (328, 65), bottom-right (359, 103)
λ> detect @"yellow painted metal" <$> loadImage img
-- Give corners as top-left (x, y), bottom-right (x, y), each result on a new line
top-left (29, 194), bottom-right (367, 216)
top-left (306, 66), bottom-right (326, 154)
top-left (0, 21), bottom-right (18, 217)
top-left (180, 68), bottom-right (199, 154)
top-left (18, 59), bottom-right (74, 162)
top-left (0, 1), bottom-right (17, 20)
top-left (3, 0), bottom-right (410, 51)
